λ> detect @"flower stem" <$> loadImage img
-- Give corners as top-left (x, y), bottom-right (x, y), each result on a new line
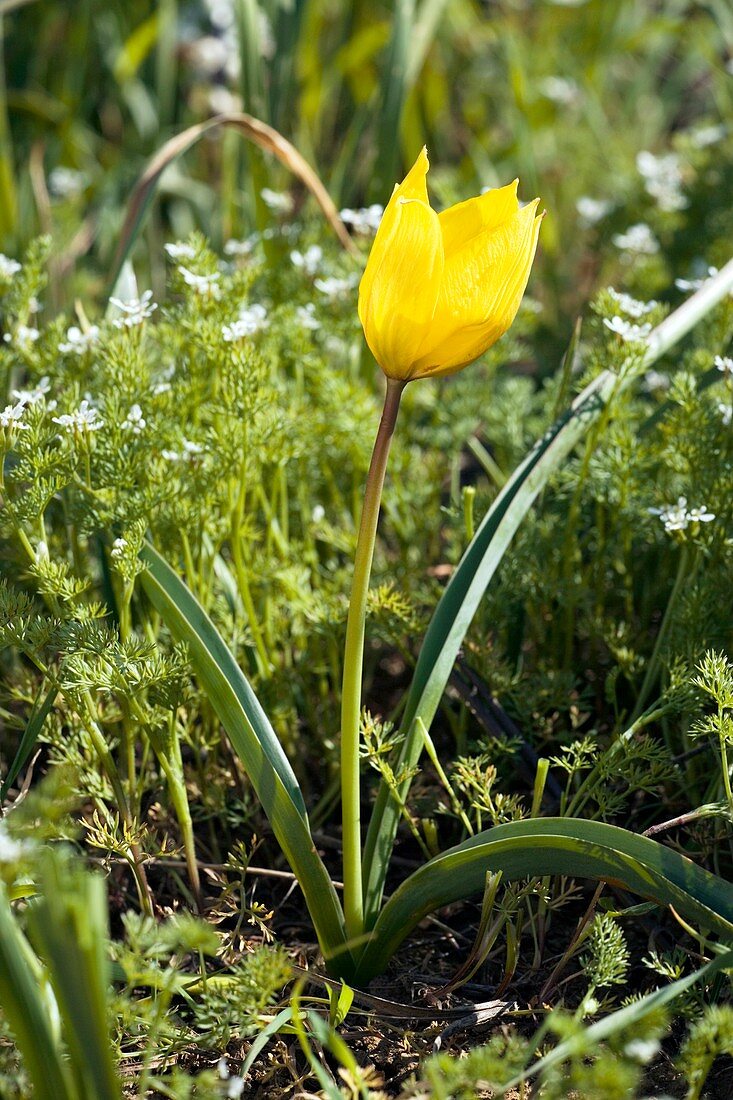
top-left (341, 378), bottom-right (404, 941)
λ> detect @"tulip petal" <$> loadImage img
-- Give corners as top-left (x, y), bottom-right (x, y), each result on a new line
top-left (359, 194), bottom-right (444, 379)
top-left (438, 179), bottom-right (519, 257)
top-left (358, 147), bottom-right (430, 317)
top-left (411, 202), bottom-right (542, 378)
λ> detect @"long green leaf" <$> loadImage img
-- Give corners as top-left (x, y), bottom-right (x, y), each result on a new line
top-left (27, 852), bottom-right (121, 1100)
top-left (356, 818), bottom-right (733, 981)
top-left (362, 258), bottom-right (733, 927)
top-left (0, 680), bottom-right (56, 802)
top-left (138, 542), bottom-right (350, 972)
top-left (0, 882), bottom-right (76, 1100)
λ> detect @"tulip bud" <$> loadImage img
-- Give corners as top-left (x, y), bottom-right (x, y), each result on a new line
top-left (358, 147), bottom-right (543, 381)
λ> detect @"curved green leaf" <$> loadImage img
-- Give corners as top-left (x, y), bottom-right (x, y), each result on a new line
top-left (356, 818), bottom-right (733, 981)
top-left (362, 259), bottom-right (733, 927)
top-left (138, 542), bottom-right (350, 971)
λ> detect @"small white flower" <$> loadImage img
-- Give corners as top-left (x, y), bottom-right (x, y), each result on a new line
top-left (650, 496), bottom-right (689, 533)
top-left (539, 75), bottom-right (580, 106)
top-left (224, 235), bottom-right (258, 256)
top-left (12, 377), bottom-right (50, 406)
top-left (52, 399), bottom-right (104, 433)
top-left (178, 266), bottom-right (221, 298)
top-left (110, 537), bottom-right (128, 560)
top-left (165, 242), bottom-right (197, 261)
top-left (714, 355), bottom-right (733, 377)
top-left (290, 245), bottom-right (322, 275)
top-left (36, 540), bottom-right (49, 560)
top-left (603, 316), bottom-right (652, 342)
top-left (48, 166), bottom-right (86, 199)
top-left (314, 275), bottom-right (358, 299)
top-left (183, 439), bottom-right (203, 455)
top-left (624, 1037), bottom-right (660, 1064)
top-left (59, 324), bottom-right (100, 354)
top-left (0, 403), bottom-right (30, 432)
top-left (296, 303), bottom-right (320, 331)
top-left (675, 266), bottom-right (718, 292)
top-left (187, 34), bottom-right (230, 74)
top-left (687, 506), bottom-right (715, 523)
top-left (0, 824), bottom-right (28, 863)
top-left (121, 404), bottom-right (146, 433)
top-left (643, 370), bottom-right (670, 393)
top-left (719, 403), bottom-right (733, 427)
top-left (0, 254), bottom-right (22, 279)
top-left (161, 448), bottom-right (181, 461)
top-left (613, 223), bottom-right (659, 255)
top-left (689, 123), bottom-right (726, 148)
top-left (109, 290), bottom-right (157, 328)
top-left (339, 204), bottom-right (384, 234)
top-left (4, 325), bottom-right (40, 348)
top-left (607, 288), bottom-right (658, 318)
top-left (636, 149), bottom-right (687, 212)
top-left (260, 187), bottom-right (293, 214)
top-left (312, 504), bottom-right (325, 523)
top-left (222, 303), bottom-right (269, 341)
top-left (576, 196), bottom-right (611, 227)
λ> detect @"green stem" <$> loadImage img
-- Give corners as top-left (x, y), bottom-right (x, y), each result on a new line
top-left (340, 379), bottom-right (404, 940)
top-left (632, 542), bottom-right (691, 723)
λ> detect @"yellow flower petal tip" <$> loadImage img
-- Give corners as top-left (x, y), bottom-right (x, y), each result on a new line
top-left (359, 150), bottom-right (544, 382)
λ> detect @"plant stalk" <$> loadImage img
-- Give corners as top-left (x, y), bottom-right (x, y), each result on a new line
top-left (340, 378), bottom-right (404, 940)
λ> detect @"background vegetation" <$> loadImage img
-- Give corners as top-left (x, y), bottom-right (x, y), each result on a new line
top-left (1, 0), bottom-right (733, 1096)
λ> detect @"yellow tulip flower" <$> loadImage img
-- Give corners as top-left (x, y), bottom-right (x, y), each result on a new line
top-left (358, 147), bottom-right (543, 381)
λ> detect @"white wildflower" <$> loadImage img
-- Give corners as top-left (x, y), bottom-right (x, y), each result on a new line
top-left (624, 1038), bottom-right (660, 1064)
top-left (689, 123), bottom-right (726, 148)
top-left (224, 235), bottom-right (258, 256)
top-left (687, 506), bottom-right (715, 524)
top-left (161, 449), bottom-right (180, 461)
top-left (675, 266), bottom-right (718, 292)
top-left (59, 324), bottom-right (100, 354)
top-left (539, 75), bottom-right (580, 106)
top-left (643, 370), bottom-right (670, 393)
top-left (636, 150), bottom-right (687, 212)
top-left (312, 504), bottom-right (325, 523)
top-left (603, 316), bottom-right (652, 342)
top-left (0, 254), bottom-right (22, 279)
top-left (4, 325), bottom-right (40, 348)
top-left (0, 824), bottom-right (28, 863)
top-left (339, 204), bottom-right (384, 234)
top-left (48, 166), bottom-right (86, 199)
top-left (110, 537), bottom-right (128, 560)
top-left (0, 403), bottom-right (30, 432)
top-left (612, 223), bottom-right (659, 255)
top-left (165, 241), bottom-right (197, 261)
top-left (314, 275), bottom-right (358, 298)
top-left (576, 196), bottom-right (611, 226)
top-left (187, 34), bottom-right (230, 74)
top-left (52, 399), bottom-right (104, 433)
top-left (109, 290), bottom-right (157, 328)
top-left (607, 288), bottom-right (658, 318)
top-left (178, 266), bottom-right (221, 298)
top-left (183, 439), bottom-right (203, 456)
top-left (12, 377), bottom-right (50, 406)
top-left (121, 404), bottom-right (146, 433)
top-left (719, 403), bottom-right (732, 426)
top-left (260, 187), bottom-right (293, 214)
top-left (296, 303), bottom-right (320, 331)
top-left (290, 245), bottom-right (322, 275)
top-left (208, 86), bottom-right (242, 115)
top-left (36, 540), bottom-right (49, 560)
top-left (714, 355), bottom-right (733, 377)
top-left (222, 303), bottom-right (269, 341)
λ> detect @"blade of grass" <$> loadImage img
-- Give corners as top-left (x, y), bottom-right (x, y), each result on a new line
top-left (138, 541), bottom-right (351, 973)
top-left (355, 817), bottom-right (733, 980)
top-left (27, 851), bottom-right (122, 1100)
top-left (362, 259), bottom-right (733, 927)
top-left (0, 679), bottom-right (56, 803)
top-left (108, 111), bottom-right (355, 294)
top-left (0, 882), bottom-right (77, 1100)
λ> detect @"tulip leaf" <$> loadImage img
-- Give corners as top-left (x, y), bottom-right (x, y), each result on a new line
top-left (361, 259), bottom-right (733, 927)
top-left (138, 542), bottom-right (351, 971)
top-left (355, 818), bottom-right (733, 981)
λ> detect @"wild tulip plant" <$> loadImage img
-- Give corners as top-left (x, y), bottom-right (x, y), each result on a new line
top-left (142, 153), bottom-right (733, 984)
